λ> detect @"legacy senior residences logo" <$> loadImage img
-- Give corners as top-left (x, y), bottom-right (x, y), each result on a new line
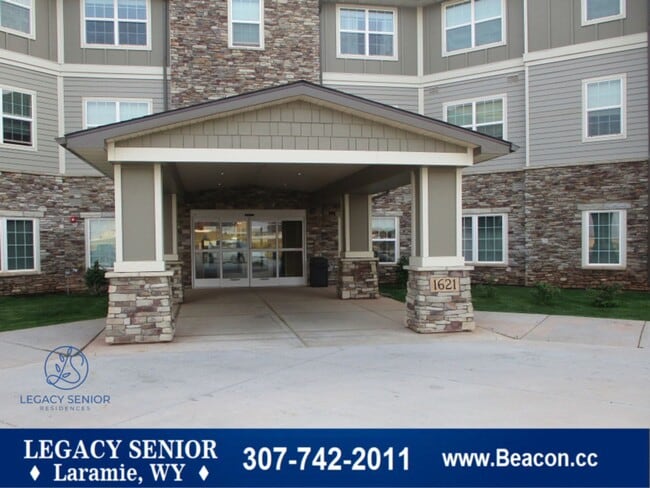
top-left (44, 346), bottom-right (89, 390)
top-left (19, 345), bottom-right (111, 412)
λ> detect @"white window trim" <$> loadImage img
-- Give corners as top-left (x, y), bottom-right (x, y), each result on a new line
top-left (336, 4), bottom-right (398, 61)
top-left (82, 98), bottom-right (153, 129)
top-left (81, 0), bottom-right (152, 50)
top-left (442, 0), bottom-right (506, 57)
top-left (372, 216), bottom-right (400, 265)
top-left (85, 217), bottom-right (115, 269)
top-left (582, 73), bottom-right (626, 142)
top-left (581, 0), bottom-right (626, 26)
top-left (462, 213), bottom-right (508, 266)
top-left (228, 0), bottom-right (265, 50)
top-left (0, 217), bottom-right (40, 274)
top-left (0, 85), bottom-right (36, 151)
top-left (581, 209), bottom-right (627, 269)
top-left (443, 94), bottom-right (508, 139)
top-left (0, 0), bottom-right (35, 39)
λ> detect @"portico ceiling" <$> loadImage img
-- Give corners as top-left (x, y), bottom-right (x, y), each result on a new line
top-left (174, 162), bottom-right (370, 193)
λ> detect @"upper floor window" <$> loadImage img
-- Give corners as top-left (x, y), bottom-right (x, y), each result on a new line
top-left (582, 209), bottom-right (626, 268)
top-left (0, 0), bottom-right (32, 37)
top-left (443, 0), bottom-right (504, 55)
top-left (582, 0), bottom-right (625, 25)
top-left (337, 6), bottom-right (397, 60)
top-left (84, 99), bottom-right (151, 128)
top-left (462, 214), bottom-right (507, 265)
top-left (1, 87), bottom-right (33, 148)
top-left (372, 217), bottom-right (399, 264)
top-left (83, 0), bottom-right (150, 48)
top-left (444, 95), bottom-right (506, 138)
top-left (583, 75), bottom-right (626, 141)
top-left (0, 217), bottom-right (40, 273)
top-left (229, 0), bottom-right (263, 49)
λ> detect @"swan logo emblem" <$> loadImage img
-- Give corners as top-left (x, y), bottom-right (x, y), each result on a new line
top-left (44, 346), bottom-right (89, 390)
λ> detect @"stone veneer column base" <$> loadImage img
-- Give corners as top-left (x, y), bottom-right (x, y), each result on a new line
top-left (105, 271), bottom-right (175, 344)
top-left (406, 266), bottom-right (474, 333)
top-left (337, 258), bottom-right (379, 299)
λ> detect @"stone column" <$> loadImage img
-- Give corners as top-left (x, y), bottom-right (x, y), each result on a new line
top-left (406, 167), bottom-right (475, 332)
top-left (105, 271), bottom-right (174, 344)
top-left (337, 193), bottom-right (379, 299)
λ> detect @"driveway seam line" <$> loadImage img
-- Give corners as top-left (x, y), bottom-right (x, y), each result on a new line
top-left (255, 292), bottom-right (310, 347)
top-left (637, 321), bottom-right (647, 349)
top-left (519, 315), bottom-right (551, 340)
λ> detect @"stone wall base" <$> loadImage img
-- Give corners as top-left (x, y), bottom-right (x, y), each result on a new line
top-left (406, 266), bottom-right (474, 333)
top-left (337, 258), bottom-right (379, 299)
top-left (105, 272), bottom-right (175, 344)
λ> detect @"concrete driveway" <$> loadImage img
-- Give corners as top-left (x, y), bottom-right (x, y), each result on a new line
top-left (0, 287), bottom-right (647, 428)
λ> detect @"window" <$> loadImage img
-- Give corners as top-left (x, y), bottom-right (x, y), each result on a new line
top-left (0, 0), bottom-right (32, 36)
top-left (229, 0), bottom-right (263, 48)
top-left (1, 87), bottom-right (33, 148)
top-left (372, 217), bottom-right (399, 264)
top-left (462, 214), bottom-right (507, 264)
top-left (443, 0), bottom-right (504, 55)
top-left (84, 99), bottom-right (151, 128)
top-left (337, 6), bottom-right (397, 59)
top-left (582, 0), bottom-right (625, 24)
top-left (582, 210), bottom-right (626, 267)
top-left (83, 0), bottom-right (149, 47)
top-left (583, 75), bottom-right (626, 141)
top-left (86, 218), bottom-right (115, 268)
top-left (0, 217), bottom-right (39, 272)
top-left (444, 96), bottom-right (506, 138)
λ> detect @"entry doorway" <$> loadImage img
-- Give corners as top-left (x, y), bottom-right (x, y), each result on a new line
top-left (192, 210), bottom-right (307, 288)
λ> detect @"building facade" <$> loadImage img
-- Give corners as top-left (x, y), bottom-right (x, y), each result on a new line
top-left (0, 0), bottom-right (648, 302)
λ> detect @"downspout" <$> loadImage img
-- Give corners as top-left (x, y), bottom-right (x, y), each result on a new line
top-left (163, 0), bottom-right (170, 111)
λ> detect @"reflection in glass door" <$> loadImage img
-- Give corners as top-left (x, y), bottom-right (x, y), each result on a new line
top-left (194, 221), bottom-right (220, 286)
top-left (221, 220), bottom-right (248, 285)
top-left (192, 211), bottom-right (306, 288)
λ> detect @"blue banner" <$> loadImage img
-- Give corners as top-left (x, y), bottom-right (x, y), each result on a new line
top-left (1, 429), bottom-right (647, 487)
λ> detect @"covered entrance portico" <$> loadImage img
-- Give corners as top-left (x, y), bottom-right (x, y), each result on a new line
top-left (59, 81), bottom-right (512, 344)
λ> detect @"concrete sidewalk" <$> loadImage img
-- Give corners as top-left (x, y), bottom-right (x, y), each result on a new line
top-left (0, 291), bottom-right (647, 428)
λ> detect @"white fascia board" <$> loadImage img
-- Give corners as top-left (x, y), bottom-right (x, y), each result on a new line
top-left (112, 261), bottom-right (167, 273)
top-left (0, 49), bottom-right (164, 79)
top-left (111, 147), bottom-right (475, 166)
top-left (523, 33), bottom-right (647, 66)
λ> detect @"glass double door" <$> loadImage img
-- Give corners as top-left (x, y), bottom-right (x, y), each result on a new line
top-left (193, 211), bottom-right (306, 288)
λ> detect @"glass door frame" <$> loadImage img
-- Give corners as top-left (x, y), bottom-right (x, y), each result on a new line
top-left (191, 209), bottom-right (307, 288)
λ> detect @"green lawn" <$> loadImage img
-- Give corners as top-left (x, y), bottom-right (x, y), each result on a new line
top-left (0, 294), bottom-right (108, 332)
top-left (380, 284), bottom-right (650, 321)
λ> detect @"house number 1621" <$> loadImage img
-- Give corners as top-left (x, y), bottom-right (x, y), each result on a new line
top-left (429, 277), bottom-right (460, 292)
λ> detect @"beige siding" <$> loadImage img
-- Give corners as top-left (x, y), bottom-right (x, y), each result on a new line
top-left (323, 84), bottom-right (419, 113)
top-left (528, 0), bottom-right (647, 52)
top-left (320, 3), bottom-right (418, 76)
top-left (0, 0), bottom-right (57, 61)
top-left (424, 72), bottom-right (526, 174)
top-left (63, 77), bottom-right (164, 176)
top-left (424, 0), bottom-right (525, 75)
top-left (117, 101), bottom-right (467, 153)
top-left (63, 0), bottom-right (165, 66)
top-left (0, 64), bottom-right (59, 174)
top-left (349, 194), bottom-right (370, 252)
top-left (529, 48), bottom-right (648, 168)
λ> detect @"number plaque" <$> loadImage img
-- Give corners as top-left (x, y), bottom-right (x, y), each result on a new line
top-left (429, 277), bottom-right (460, 292)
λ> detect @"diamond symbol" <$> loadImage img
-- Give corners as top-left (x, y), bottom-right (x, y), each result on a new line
top-left (30, 465), bottom-right (40, 481)
top-left (198, 465), bottom-right (209, 481)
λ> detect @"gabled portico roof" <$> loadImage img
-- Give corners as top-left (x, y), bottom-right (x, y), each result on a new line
top-left (58, 81), bottom-right (514, 180)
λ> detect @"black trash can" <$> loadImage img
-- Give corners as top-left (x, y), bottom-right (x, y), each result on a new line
top-left (309, 256), bottom-right (329, 287)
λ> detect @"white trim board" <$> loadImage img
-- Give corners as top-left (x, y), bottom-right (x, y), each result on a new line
top-left (109, 147), bottom-right (475, 166)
